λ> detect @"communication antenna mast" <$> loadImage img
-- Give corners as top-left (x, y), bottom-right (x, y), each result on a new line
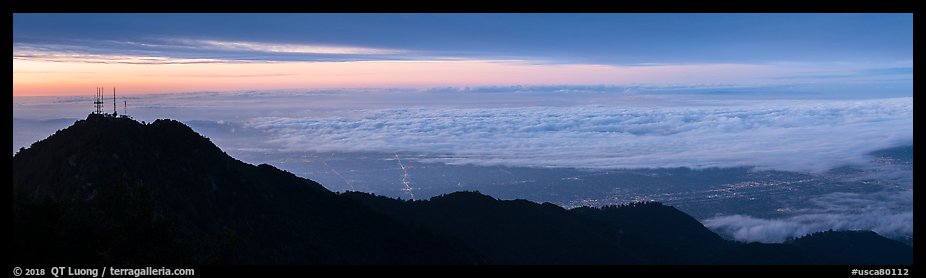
top-left (93, 87), bottom-right (104, 114)
top-left (113, 87), bottom-right (117, 115)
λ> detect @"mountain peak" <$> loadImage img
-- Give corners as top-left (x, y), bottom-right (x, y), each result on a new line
top-left (13, 114), bottom-right (239, 200)
top-left (13, 115), bottom-right (481, 264)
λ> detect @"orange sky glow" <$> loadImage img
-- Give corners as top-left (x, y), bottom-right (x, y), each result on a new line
top-left (12, 58), bottom-right (794, 96)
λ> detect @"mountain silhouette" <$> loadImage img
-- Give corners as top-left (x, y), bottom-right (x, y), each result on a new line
top-left (13, 114), bottom-right (480, 264)
top-left (712, 230), bottom-right (914, 265)
top-left (12, 114), bottom-right (912, 265)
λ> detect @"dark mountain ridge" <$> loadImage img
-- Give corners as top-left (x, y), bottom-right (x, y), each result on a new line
top-left (11, 114), bottom-right (912, 265)
top-left (13, 114), bottom-right (479, 264)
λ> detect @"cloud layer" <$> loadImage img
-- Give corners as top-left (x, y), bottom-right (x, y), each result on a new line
top-left (703, 189), bottom-right (912, 243)
top-left (244, 97), bottom-right (912, 172)
top-left (13, 38), bottom-right (415, 64)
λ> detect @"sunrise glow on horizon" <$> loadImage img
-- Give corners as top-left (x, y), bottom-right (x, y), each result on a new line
top-left (13, 13), bottom-right (912, 176)
top-left (13, 14), bottom-right (911, 97)
top-left (15, 58), bottom-right (861, 96)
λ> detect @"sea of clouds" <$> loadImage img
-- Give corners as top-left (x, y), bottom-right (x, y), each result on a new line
top-left (14, 91), bottom-right (911, 174)
top-left (243, 97), bottom-right (912, 173)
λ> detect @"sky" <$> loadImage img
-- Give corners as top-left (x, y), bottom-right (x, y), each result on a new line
top-left (12, 13), bottom-right (912, 96)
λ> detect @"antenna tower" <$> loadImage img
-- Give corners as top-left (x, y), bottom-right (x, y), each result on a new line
top-left (94, 87), bottom-right (104, 114)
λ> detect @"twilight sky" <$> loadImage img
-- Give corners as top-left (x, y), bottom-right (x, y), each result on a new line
top-left (12, 13), bottom-right (912, 96)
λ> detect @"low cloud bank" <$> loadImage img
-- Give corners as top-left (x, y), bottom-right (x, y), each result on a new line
top-left (703, 189), bottom-right (912, 243)
top-left (245, 97), bottom-right (912, 172)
